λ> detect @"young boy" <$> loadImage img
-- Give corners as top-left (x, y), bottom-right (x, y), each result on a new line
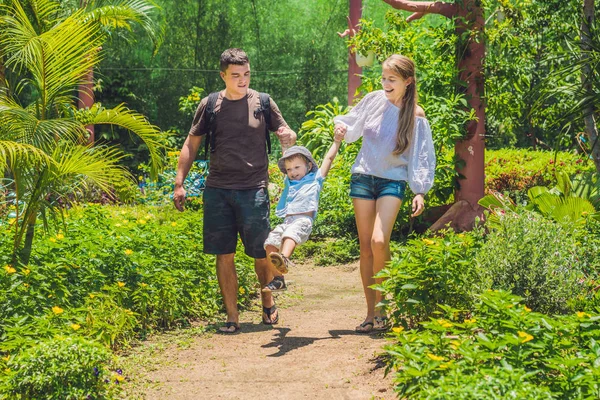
top-left (262, 130), bottom-right (345, 292)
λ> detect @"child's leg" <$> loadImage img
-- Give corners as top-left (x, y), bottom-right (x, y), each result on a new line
top-left (279, 238), bottom-right (297, 258)
top-left (265, 244), bottom-right (284, 277)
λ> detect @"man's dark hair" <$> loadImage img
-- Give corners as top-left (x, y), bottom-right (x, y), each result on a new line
top-left (220, 48), bottom-right (249, 72)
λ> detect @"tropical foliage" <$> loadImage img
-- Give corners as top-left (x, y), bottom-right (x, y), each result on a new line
top-left (0, 0), bottom-right (165, 264)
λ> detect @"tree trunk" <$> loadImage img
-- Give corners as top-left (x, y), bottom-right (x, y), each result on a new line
top-left (348, 0), bottom-right (363, 104)
top-left (78, 67), bottom-right (95, 144)
top-left (454, 0), bottom-right (485, 208)
top-left (581, 0), bottom-right (600, 172)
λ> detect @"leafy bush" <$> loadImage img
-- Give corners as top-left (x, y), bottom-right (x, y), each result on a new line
top-left (294, 237), bottom-right (359, 266)
top-left (385, 290), bottom-right (600, 399)
top-left (2, 336), bottom-right (114, 400)
top-left (474, 210), bottom-right (592, 314)
top-left (485, 149), bottom-right (595, 202)
top-left (378, 230), bottom-right (482, 327)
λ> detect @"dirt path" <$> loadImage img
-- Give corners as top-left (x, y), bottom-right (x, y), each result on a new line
top-left (123, 261), bottom-right (395, 399)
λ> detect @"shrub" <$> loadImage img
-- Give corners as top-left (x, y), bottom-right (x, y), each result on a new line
top-left (385, 290), bottom-right (600, 399)
top-left (378, 230), bottom-right (482, 327)
top-left (475, 210), bottom-right (591, 314)
top-left (2, 337), bottom-right (114, 400)
top-left (485, 149), bottom-right (594, 202)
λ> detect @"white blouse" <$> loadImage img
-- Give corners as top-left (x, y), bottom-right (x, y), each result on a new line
top-left (333, 90), bottom-right (436, 194)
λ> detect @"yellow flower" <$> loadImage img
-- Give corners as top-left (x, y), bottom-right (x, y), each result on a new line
top-left (238, 287), bottom-right (245, 295)
top-left (437, 319), bottom-right (453, 328)
top-left (23, 268), bottom-right (30, 275)
top-left (114, 374), bottom-right (125, 382)
top-left (392, 327), bottom-right (404, 333)
top-left (124, 249), bottom-right (133, 256)
top-left (450, 340), bottom-right (461, 349)
top-left (464, 318), bottom-right (476, 324)
top-left (2, 355), bottom-right (9, 362)
top-left (140, 283), bottom-right (148, 287)
top-left (171, 222), bottom-right (177, 227)
top-left (577, 311), bottom-right (590, 319)
top-left (137, 219), bottom-right (146, 225)
top-left (89, 294), bottom-right (96, 299)
top-left (138, 175), bottom-right (144, 181)
top-left (426, 353), bottom-right (444, 361)
top-left (23, 283), bottom-right (29, 288)
top-left (523, 306), bottom-right (532, 312)
top-left (517, 331), bottom-right (534, 343)
top-left (422, 239), bottom-right (435, 246)
top-left (3, 265), bottom-right (16, 274)
top-left (52, 306), bottom-right (64, 315)
top-left (71, 324), bottom-right (81, 331)
top-left (49, 237), bottom-right (56, 243)
top-left (439, 363), bottom-right (451, 369)
top-left (117, 282), bottom-right (126, 288)
top-left (56, 233), bottom-right (64, 240)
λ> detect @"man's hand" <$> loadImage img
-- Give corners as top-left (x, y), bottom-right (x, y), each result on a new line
top-left (334, 124), bottom-right (347, 143)
top-left (411, 193), bottom-right (425, 217)
top-left (276, 126), bottom-right (296, 151)
top-left (173, 185), bottom-right (187, 212)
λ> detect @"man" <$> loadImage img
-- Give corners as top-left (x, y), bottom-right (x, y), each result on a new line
top-left (173, 48), bottom-right (296, 334)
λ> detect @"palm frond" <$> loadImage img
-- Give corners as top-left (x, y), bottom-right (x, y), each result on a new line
top-left (0, 140), bottom-right (52, 173)
top-left (0, 102), bottom-right (85, 149)
top-left (87, 103), bottom-right (165, 179)
top-left (50, 143), bottom-right (134, 199)
top-left (81, 0), bottom-right (165, 54)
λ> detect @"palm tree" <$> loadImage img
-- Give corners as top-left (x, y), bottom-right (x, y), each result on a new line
top-left (0, 0), bottom-right (165, 265)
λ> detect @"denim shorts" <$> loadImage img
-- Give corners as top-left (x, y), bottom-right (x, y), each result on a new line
top-left (349, 173), bottom-right (407, 201)
top-left (203, 186), bottom-right (270, 258)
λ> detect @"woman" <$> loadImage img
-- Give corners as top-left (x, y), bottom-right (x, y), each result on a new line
top-left (333, 54), bottom-right (436, 332)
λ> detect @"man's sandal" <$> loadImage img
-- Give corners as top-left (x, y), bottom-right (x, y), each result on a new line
top-left (355, 320), bottom-right (374, 333)
top-left (218, 322), bottom-right (241, 334)
top-left (262, 276), bottom-right (287, 293)
top-left (269, 252), bottom-right (293, 274)
top-left (262, 304), bottom-right (279, 325)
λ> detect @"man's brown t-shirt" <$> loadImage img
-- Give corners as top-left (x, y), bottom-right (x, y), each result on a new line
top-left (189, 89), bottom-right (288, 189)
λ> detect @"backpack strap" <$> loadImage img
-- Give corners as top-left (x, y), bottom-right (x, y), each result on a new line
top-left (203, 92), bottom-right (220, 158)
top-left (256, 92), bottom-right (272, 154)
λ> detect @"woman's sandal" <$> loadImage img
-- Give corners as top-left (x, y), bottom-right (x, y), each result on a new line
top-left (374, 316), bottom-right (389, 331)
top-left (355, 320), bottom-right (374, 333)
top-left (218, 321), bottom-right (241, 334)
top-left (262, 304), bottom-right (279, 325)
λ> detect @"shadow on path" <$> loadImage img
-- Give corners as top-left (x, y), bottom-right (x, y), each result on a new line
top-left (262, 328), bottom-right (384, 357)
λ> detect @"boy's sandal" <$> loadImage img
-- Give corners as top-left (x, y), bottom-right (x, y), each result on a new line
top-left (355, 320), bottom-right (374, 333)
top-left (262, 304), bottom-right (279, 325)
top-left (374, 316), bottom-right (389, 331)
top-left (218, 322), bottom-right (241, 334)
top-left (261, 276), bottom-right (287, 293)
top-left (269, 252), bottom-right (293, 274)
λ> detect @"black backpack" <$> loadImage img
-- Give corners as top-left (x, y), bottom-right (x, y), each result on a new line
top-left (203, 91), bottom-right (272, 158)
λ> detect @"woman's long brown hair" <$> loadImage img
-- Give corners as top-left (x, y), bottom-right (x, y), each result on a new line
top-left (383, 54), bottom-right (417, 155)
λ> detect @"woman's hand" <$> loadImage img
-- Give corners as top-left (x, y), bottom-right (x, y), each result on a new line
top-left (411, 193), bottom-right (425, 217)
top-left (334, 124), bottom-right (347, 143)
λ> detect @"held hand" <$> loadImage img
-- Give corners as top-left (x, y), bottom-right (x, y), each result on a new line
top-left (173, 186), bottom-right (187, 212)
top-left (334, 124), bottom-right (347, 143)
top-left (411, 193), bottom-right (425, 217)
top-left (276, 126), bottom-right (294, 151)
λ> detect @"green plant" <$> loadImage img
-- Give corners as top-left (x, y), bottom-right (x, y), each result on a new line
top-left (0, 0), bottom-right (165, 265)
top-left (474, 210), bottom-right (592, 314)
top-left (377, 230), bottom-right (482, 328)
top-left (2, 336), bottom-right (113, 399)
top-left (298, 98), bottom-right (350, 161)
top-left (385, 290), bottom-right (600, 399)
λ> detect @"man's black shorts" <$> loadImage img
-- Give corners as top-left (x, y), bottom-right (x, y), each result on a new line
top-left (202, 186), bottom-right (270, 259)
